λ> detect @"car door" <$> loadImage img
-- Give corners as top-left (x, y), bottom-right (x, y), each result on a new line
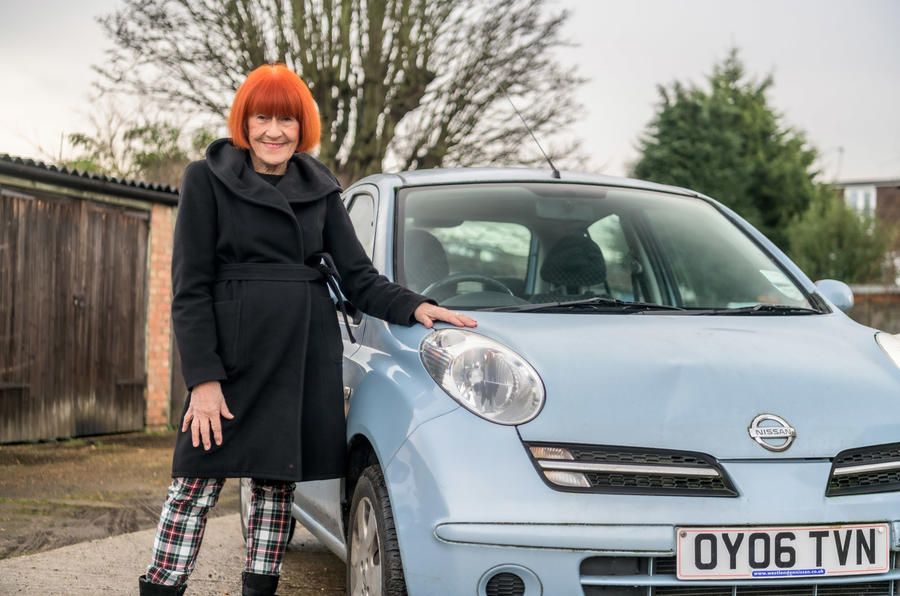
top-left (291, 185), bottom-right (380, 561)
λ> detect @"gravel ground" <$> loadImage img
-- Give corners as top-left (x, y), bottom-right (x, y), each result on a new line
top-left (0, 430), bottom-right (221, 558)
top-left (0, 430), bottom-right (345, 594)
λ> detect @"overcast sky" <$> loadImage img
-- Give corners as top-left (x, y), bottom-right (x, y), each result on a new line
top-left (1, 0), bottom-right (897, 182)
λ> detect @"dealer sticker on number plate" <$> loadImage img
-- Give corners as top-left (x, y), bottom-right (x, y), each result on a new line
top-left (676, 523), bottom-right (890, 580)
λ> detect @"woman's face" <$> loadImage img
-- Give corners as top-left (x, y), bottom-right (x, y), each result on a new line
top-left (246, 113), bottom-right (300, 172)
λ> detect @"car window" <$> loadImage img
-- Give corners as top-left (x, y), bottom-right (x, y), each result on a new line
top-left (397, 183), bottom-right (812, 311)
top-left (405, 220), bottom-right (531, 296)
top-left (643, 205), bottom-right (807, 308)
top-left (347, 193), bottom-right (376, 259)
top-left (432, 221), bottom-right (530, 279)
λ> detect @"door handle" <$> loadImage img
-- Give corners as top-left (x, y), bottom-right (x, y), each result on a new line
top-left (343, 386), bottom-right (352, 416)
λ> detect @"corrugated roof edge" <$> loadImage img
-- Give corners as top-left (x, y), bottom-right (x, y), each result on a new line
top-left (0, 153), bottom-right (179, 205)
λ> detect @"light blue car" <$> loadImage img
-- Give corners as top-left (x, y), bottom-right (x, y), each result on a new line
top-left (241, 168), bottom-right (900, 596)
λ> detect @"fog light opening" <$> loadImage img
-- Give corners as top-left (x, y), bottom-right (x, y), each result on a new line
top-left (485, 572), bottom-right (524, 596)
top-left (478, 564), bottom-right (542, 596)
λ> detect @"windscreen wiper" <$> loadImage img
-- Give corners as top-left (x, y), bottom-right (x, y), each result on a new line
top-left (483, 297), bottom-right (686, 313)
top-left (701, 304), bottom-right (822, 315)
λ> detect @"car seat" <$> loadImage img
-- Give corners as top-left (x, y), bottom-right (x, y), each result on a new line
top-left (530, 232), bottom-right (609, 303)
top-left (403, 229), bottom-right (450, 293)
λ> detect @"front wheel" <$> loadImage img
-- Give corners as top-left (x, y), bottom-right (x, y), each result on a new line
top-left (347, 465), bottom-right (407, 596)
top-left (239, 477), bottom-right (296, 543)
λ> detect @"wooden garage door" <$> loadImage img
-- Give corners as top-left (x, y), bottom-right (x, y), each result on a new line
top-left (0, 186), bottom-right (149, 442)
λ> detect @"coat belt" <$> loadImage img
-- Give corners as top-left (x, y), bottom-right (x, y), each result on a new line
top-left (216, 262), bottom-right (323, 282)
top-left (215, 255), bottom-right (356, 343)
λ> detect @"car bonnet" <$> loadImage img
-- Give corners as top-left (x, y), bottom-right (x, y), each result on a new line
top-left (463, 311), bottom-right (900, 459)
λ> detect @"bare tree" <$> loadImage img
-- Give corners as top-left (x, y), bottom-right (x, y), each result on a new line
top-left (53, 97), bottom-right (213, 187)
top-left (95, 0), bottom-right (583, 185)
top-left (63, 98), bottom-right (143, 180)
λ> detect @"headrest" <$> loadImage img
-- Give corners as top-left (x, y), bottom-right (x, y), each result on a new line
top-left (404, 229), bottom-right (449, 292)
top-left (540, 232), bottom-right (607, 287)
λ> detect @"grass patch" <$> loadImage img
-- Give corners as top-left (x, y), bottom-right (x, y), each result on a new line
top-left (144, 426), bottom-right (176, 436)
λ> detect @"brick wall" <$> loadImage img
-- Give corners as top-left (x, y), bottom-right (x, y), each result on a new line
top-left (875, 185), bottom-right (900, 251)
top-left (146, 203), bottom-right (176, 427)
top-left (849, 285), bottom-right (900, 334)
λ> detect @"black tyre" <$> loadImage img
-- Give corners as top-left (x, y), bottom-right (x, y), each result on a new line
top-left (347, 465), bottom-right (407, 596)
top-left (239, 477), bottom-right (297, 543)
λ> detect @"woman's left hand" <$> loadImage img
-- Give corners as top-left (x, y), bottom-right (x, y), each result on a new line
top-left (414, 302), bottom-right (478, 329)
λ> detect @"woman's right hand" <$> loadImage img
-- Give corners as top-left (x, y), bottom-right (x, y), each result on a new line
top-left (182, 381), bottom-right (235, 450)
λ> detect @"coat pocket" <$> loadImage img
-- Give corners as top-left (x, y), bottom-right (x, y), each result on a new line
top-left (213, 300), bottom-right (242, 372)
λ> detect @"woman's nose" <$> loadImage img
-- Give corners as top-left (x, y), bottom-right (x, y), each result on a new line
top-left (265, 120), bottom-right (281, 136)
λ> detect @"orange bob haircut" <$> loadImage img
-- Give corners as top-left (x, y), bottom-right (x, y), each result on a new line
top-left (228, 64), bottom-right (321, 153)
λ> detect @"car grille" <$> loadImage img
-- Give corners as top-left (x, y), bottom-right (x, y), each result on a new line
top-left (826, 442), bottom-right (900, 497)
top-left (524, 442), bottom-right (737, 496)
top-left (581, 553), bottom-right (900, 595)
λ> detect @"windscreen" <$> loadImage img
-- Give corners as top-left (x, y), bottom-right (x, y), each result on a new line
top-left (397, 183), bottom-right (813, 311)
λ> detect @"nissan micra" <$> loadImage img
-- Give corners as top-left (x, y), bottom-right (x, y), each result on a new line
top-left (240, 168), bottom-right (900, 596)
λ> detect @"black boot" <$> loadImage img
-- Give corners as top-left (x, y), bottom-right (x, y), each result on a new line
top-left (138, 575), bottom-right (187, 595)
top-left (242, 571), bottom-right (280, 596)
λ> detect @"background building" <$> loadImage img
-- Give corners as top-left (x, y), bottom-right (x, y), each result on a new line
top-left (836, 178), bottom-right (900, 321)
top-left (0, 154), bottom-right (181, 443)
top-left (835, 177), bottom-right (900, 238)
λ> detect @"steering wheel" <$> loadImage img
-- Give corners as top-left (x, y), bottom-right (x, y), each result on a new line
top-left (421, 272), bottom-right (515, 302)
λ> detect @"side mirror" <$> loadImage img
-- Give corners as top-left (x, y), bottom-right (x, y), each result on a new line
top-left (815, 279), bottom-right (854, 313)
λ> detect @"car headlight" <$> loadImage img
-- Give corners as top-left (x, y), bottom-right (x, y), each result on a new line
top-left (875, 332), bottom-right (900, 370)
top-left (420, 329), bottom-right (545, 425)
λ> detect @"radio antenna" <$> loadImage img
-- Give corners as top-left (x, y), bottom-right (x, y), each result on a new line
top-left (500, 83), bottom-right (560, 179)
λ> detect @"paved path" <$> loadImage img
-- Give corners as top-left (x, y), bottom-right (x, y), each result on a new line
top-left (0, 514), bottom-right (345, 595)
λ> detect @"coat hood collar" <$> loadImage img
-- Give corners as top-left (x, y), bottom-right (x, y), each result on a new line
top-left (205, 138), bottom-right (342, 206)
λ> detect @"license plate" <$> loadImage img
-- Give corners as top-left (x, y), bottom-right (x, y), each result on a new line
top-left (676, 523), bottom-right (891, 580)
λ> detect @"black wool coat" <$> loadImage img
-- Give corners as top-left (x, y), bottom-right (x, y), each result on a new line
top-left (171, 139), bottom-right (430, 481)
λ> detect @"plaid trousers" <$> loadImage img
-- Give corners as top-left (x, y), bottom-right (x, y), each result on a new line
top-left (144, 477), bottom-right (295, 587)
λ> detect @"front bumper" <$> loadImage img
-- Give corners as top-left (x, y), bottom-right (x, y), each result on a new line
top-left (384, 408), bottom-right (900, 595)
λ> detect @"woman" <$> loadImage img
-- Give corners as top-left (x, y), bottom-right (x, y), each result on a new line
top-left (139, 64), bottom-right (475, 596)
